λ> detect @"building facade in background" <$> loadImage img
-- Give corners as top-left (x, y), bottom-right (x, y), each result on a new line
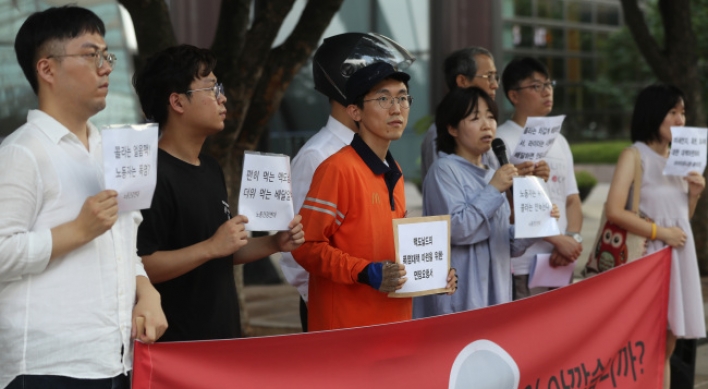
top-left (431, 0), bottom-right (625, 144)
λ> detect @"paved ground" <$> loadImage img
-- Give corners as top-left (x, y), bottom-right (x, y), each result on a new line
top-left (244, 180), bottom-right (708, 386)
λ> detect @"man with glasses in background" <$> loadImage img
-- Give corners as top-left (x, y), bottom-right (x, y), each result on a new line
top-left (292, 61), bottom-right (457, 331)
top-left (497, 57), bottom-right (583, 299)
top-left (421, 47), bottom-right (501, 181)
top-left (132, 45), bottom-right (304, 342)
top-left (0, 6), bottom-right (167, 388)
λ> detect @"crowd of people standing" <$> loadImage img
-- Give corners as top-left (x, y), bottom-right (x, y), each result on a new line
top-left (0, 5), bottom-right (704, 389)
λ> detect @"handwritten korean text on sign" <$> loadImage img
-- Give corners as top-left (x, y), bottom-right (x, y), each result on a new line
top-left (238, 152), bottom-right (294, 231)
top-left (102, 123), bottom-right (158, 212)
top-left (663, 126), bottom-right (707, 177)
top-left (513, 176), bottom-right (560, 239)
top-left (510, 115), bottom-right (565, 164)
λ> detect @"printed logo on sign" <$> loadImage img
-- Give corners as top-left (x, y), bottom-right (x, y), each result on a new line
top-left (222, 200), bottom-right (231, 220)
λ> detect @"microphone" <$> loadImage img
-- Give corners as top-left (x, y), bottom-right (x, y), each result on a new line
top-left (492, 138), bottom-right (513, 194)
top-left (491, 138), bottom-right (509, 166)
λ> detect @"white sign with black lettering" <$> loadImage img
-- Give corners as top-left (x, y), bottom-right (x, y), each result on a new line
top-left (663, 126), bottom-right (708, 177)
top-left (102, 123), bottom-right (158, 212)
top-left (510, 115), bottom-right (565, 164)
top-left (390, 215), bottom-right (451, 298)
top-left (238, 152), bottom-right (294, 231)
top-left (513, 176), bottom-right (560, 238)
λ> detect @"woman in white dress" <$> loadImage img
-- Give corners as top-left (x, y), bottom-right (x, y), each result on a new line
top-left (605, 84), bottom-right (705, 388)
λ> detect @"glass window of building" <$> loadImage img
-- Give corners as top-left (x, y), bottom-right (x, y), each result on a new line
top-left (505, 23), bottom-right (535, 48)
top-left (566, 1), bottom-right (593, 23)
top-left (505, 0), bottom-right (533, 17)
top-left (545, 27), bottom-right (565, 50)
top-left (597, 3), bottom-right (621, 26)
top-left (537, 0), bottom-right (564, 20)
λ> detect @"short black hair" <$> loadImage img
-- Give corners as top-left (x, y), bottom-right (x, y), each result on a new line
top-left (14, 6), bottom-right (106, 94)
top-left (630, 84), bottom-right (685, 144)
top-left (435, 87), bottom-right (498, 155)
top-left (443, 47), bottom-right (494, 91)
top-left (133, 45), bottom-right (217, 129)
top-left (501, 57), bottom-right (550, 103)
top-left (352, 74), bottom-right (410, 109)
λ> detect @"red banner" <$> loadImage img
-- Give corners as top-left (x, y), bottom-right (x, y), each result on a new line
top-left (133, 247), bottom-right (671, 389)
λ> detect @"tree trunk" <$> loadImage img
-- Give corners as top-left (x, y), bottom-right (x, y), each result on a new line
top-left (118, 0), bottom-right (177, 71)
top-left (620, 0), bottom-right (708, 274)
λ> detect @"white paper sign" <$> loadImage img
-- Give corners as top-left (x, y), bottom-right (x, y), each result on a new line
top-left (513, 176), bottom-right (560, 238)
top-left (390, 216), bottom-right (451, 297)
top-left (663, 126), bottom-right (708, 177)
top-left (528, 253), bottom-right (575, 288)
top-left (238, 152), bottom-right (294, 231)
top-left (102, 123), bottom-right (158, 212)
top-left (510, 115), bottom-right (565, 164)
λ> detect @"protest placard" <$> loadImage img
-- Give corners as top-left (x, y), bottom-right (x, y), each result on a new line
top-left (528, 253), bottom-right (575, 288)
top-left (510, 115), bottom-right (565, 164)
top-left (664, 126), bottom-right (707, 177)
top-left (238, 152), bottom-right (294, 231)
top-left (102, 123), bottom-right (158, 212)
top-left (389, 215), bottom-right (451, 298)
top-left (513, 176), bottom-right (560, 239)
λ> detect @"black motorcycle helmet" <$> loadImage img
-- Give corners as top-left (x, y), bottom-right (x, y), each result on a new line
top-left (312, 32), bottom-right (415, 106)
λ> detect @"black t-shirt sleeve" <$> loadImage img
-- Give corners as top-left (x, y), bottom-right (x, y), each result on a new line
top-left (137, 172), bottom-right (175, 257)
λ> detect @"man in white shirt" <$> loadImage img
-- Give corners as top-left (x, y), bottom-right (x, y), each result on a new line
top-left (496, 57), bottom-right (583, 299)
top-left (0, 6), bottom-right (167, 388)
top-left (279, 33), bottom-right (414, 331)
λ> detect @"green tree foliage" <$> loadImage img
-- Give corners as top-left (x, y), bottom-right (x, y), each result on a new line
top-left (586, 3), bottom-right (658, 112)
top-left (591, 0), bottom-right (708, 114)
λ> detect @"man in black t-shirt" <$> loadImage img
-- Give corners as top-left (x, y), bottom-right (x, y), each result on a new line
top-left (132, 45), bottom-right (305, 342)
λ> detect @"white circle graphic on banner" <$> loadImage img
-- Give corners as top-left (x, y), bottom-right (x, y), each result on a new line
top-left (449, 339), bottom-right (520, 389)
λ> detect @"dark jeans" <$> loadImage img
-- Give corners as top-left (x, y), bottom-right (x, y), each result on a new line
top-left (299, 296), bottom-right (308, 332)
top-left (6, 374), bottom-right (129, 389)
top-left (671, 339), bottom-right (697, 389)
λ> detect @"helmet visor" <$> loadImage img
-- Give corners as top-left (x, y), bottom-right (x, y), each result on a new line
top-left (339, 33), bottom-right (415, 78)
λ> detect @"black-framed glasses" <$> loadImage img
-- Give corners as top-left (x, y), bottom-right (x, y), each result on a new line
top-left (474, 72), bottom-right (500, 84)
top-left (47, 51), bottom-right (117, 69)
top-left (514, 80), bottom-right (556, 93)
top-left (362, 95), bottom-right (413, 109)
top-left (186, 83), bottom-right (225, 100)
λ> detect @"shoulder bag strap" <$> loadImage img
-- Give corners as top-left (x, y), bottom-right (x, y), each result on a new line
top-left (629, 146), bottom-right (643, 214)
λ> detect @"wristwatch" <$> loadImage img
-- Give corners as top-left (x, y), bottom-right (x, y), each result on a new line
top-left (565, 231), bottom-right (583, 243)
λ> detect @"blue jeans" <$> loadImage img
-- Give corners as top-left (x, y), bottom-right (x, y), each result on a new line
top-left (6, 374), bottom-right (129, 389)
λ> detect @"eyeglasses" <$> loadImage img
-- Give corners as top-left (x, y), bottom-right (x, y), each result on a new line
top-left (514, 80), bottom-right (556, 93)
top-left (362, 95), bottom-right (413, 109)
top-left (186, 83), bottom-right (225, 100)
top-left (47, 51), bottom-right (117, 69)
top-left (474, 72), bottom-right (500, 84)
